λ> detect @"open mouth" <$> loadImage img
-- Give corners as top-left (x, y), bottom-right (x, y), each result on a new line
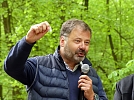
top-left (78, 52), bottom-right (85, 57)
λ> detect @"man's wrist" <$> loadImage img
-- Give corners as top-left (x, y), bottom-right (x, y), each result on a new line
top-left (87, 93), bottom-right (99, 100)
top-left (94, 93), bottom-right (99, 100)
top-left (87, 93), bottom-right (95, 100)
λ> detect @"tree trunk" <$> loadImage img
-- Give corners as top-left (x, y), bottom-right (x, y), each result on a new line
top-left (84, 0), bottom-right (88, 10)
top-left (2, 0), bottom-right (11, 34)
top-left (2, 1), bottom-right (21, 100)
top-left (119, 0), bottom-right (123, 60)
top-left (0, 85), bottom-right (3, 100)
top-left (12, 86), bottom-right (23, 100)
top-left (106, 0), bottom-right (117, 65)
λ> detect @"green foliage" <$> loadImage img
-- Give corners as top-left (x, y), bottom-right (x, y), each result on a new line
top-left (1, 0), bottom-right (134, 99)
top-left (109, 59), bottom-right (134, 83)
top-left (107, 59), bottom-right (134, 99)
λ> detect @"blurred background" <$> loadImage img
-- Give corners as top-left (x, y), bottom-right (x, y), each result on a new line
top-left (0, 0), bottom-right (134, 99)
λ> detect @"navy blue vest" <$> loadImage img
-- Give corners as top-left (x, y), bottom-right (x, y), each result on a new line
top-left (27, 54), bottom-right (99, 100)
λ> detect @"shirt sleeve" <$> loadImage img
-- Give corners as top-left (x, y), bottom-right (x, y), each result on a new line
top-left (113, 83), bottom-right (122, 100)
top-left (4, 36), bottom-right (37, 86)
top-left (97, 76), bottom-right (108, 100)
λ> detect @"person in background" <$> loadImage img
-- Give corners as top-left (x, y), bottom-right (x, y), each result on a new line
top-left (114, 74), bottom-right (134, 100)
top-left (4, 19), bottom-right (108, 100)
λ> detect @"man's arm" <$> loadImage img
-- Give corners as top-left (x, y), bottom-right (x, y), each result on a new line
top-left (82, 58), bottom-right (108, 100)
top-left (4, 21), bottom-right (51, 85)
top-left (113, 83), bottom-right (122, 100)
top-left (4, 37), bottom-right (36, 85)
top-left (97, 76), bottom-right (108, 100)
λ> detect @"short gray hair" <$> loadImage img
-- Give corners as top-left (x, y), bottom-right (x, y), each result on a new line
top-left (60, 19), bottom-right (92, 37)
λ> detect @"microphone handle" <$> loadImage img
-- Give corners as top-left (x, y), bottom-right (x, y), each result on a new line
top-left (79, 64), bottom-right (89, 100)
top-left (79, 90), bottom-right (86, 100)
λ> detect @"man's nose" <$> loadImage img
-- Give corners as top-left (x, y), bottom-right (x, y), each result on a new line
top-left (79, 42), bottom-right (86, 50)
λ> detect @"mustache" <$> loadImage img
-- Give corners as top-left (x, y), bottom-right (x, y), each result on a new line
top-left (76, 49), bottom-right (86, 55)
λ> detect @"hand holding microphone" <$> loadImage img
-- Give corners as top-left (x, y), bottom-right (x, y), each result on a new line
top-left (78, 64), bottom-right (95, 100)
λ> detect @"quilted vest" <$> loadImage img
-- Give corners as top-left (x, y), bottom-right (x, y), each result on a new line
top-left (27, 54), bottom-right (99, 100)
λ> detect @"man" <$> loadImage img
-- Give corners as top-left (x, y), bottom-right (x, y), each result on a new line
top-left (4, 19), bottom-right (107, 100)
top-left (114, 74), bottom-right (134, 100)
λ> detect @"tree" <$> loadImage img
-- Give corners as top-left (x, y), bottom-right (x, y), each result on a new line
top-left (1, 0), bottom-right (134, 99)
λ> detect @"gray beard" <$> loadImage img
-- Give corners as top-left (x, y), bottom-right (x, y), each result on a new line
top-left (64, 44), bottom-right (85, 63)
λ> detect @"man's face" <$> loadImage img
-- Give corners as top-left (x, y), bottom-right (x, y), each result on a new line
top-left (62, 26), bottom-right (91, 63)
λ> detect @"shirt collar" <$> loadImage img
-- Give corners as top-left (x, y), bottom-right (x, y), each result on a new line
top-left (64, 62), bottom-right (83, 72)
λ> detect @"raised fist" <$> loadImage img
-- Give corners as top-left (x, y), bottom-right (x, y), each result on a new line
top-left (26, 21), bottom-right (51, 44)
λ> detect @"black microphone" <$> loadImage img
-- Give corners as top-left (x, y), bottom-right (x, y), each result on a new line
top-left (79, 64), bottom-right (90, 100)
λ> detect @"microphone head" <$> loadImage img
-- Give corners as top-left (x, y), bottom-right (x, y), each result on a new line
top-left (81, 64), bottom-right (90, 74)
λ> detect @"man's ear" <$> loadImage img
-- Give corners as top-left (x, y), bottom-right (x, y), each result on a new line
top-left (60, 36), bottom-right (65, 47)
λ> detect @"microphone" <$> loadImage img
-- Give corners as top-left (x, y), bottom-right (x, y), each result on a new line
top-left (81, 64), bottom-right (90, 75)
top-left (79, 64), bottom-right (90, 100)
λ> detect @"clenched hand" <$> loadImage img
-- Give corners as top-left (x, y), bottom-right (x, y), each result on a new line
top-left (26, 21), bottom-right (51, 44)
